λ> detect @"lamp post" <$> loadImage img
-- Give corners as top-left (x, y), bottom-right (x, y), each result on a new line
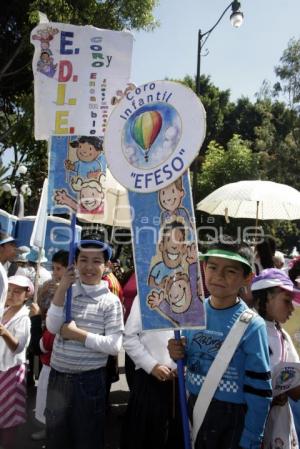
top-left (196, 1), bottom-right (244, 96)
top-left (192, 1), bottom-right (244, 200)
top-left (2, 165), bottom-right (31, 217)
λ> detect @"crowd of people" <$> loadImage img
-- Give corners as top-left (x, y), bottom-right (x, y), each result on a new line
top-left (0, 229), bottom-right (300, 449)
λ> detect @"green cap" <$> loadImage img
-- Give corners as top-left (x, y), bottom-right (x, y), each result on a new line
top-left (199, 249), bottom-right (253, 271)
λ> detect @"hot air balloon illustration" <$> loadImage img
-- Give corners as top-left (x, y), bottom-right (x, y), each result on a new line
top-left (131, 110), bottom-right (163, 162)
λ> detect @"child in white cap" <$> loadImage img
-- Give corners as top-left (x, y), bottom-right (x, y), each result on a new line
top-left (251, 268), bottom-right (300, 449)
top-left (0, 275), bottom-right (34, 449)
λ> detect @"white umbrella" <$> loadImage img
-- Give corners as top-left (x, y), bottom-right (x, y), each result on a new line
top-left (196, 180), bottom-right (300, 222)
top-left (102, 169), bottom-right (132, 228)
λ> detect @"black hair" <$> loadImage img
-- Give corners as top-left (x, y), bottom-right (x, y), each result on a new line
top-left (288, 257), bottom-right (300, 284)
top-left (252, 286), bottom-right (286, 339)
top-left (40, 50), bottom-right (51, 57)
top-left (255, 237), bottom-right (276, 270)
top-left (75, 234), bottom-right (110, 263)
top-left (207, 234), bottom-right (254, 276)
top-left (52, 250), bottom-right (69, 267)
top-left (70, 136), bottom-right (103, 151)
top-left (252, 288), bottom-right (274, 319)
top-left (0, 231), bottom-right (13, 244)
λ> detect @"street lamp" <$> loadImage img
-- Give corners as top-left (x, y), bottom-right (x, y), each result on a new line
top-left (192, 1), bottom-right (243, 201)
top-left (2, 165), bottom-right (32, 217)
top-left (196, 1), bottom-right (244, 96)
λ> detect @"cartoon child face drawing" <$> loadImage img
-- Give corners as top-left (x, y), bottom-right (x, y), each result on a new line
top-left (159, 179), bottom-right (184, 213)
top-left (65, 137), bottom-right (104, 179)
top-left (41, 41), bottom-right (50, 51)
top-left (77, 141), bottom-right (100, 162)
top-left (53, 176), bottom-right (105, 214)
top-left (79, 185), bottom-right (104, 211)
top-left (165, 273), bottom-right (192, 314)
top-left (158, 222), bottom-right (187, 269)
top-left (41, 52), bottom-right (51, 63)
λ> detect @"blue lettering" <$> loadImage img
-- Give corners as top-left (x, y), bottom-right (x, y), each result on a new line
top-left (171, 157), bottom-right (184, 172)
top-left (154, 169), bottom-right (163, 186)
top-left (134, 174), bottom-right (143, 189)
top-left (90, 44), bottom-right (102, 51)
top-left (60, 31), bottom-right (74, 54)
top-left (162, 164), bottom-right (172, 180)
top-left (145, 172), bottom-right (153, 188)
top-left (127, 91), bottom-right (134, 101)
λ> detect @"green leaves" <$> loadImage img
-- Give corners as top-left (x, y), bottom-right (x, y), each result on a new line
top-left (275, 37), bottom-right (300, 109)
top-left (0, 0), bottom-right (159, 213)
top-left (198, 135), bottom-right (261, 201)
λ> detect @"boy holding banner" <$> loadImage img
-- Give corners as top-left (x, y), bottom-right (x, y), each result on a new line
top-left (45, 239), bottom-right (124, 449)
top-left (168, 236), bottom-right (272, 449)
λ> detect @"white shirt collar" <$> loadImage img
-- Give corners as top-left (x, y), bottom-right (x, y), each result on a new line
top-left (74, 279), bottom-right (110, 299)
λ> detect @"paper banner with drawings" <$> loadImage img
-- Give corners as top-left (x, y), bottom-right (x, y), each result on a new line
top-left (48, 135), bottom-right (107, 222)
top-left (104, 80), bottom-right (206, 192)
top-left (128, 172), bottom-right (206, 330)
top-left (31, 23), bottom-right (133, 140)
top-left (105, 80), bottom-right (207, 330)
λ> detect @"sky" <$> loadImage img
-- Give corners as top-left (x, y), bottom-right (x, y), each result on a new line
top-left (130, 0), bottom-right (300, 102)
top-left (3, 0), bottom-right (300, 171)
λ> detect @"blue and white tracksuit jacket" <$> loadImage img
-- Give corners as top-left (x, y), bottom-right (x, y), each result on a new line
top-left (184, 298), bottom-right (272, 449)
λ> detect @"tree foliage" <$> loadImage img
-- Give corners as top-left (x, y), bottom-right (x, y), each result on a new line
top-left (1, 6), bottom-right (300, 250)
top-left (0, 0), bottom-right (158, 211)
top-left (274, 37), bottom-right (300, 110)
top-left (197, 134), bottom-right (261, 201)
top-left (181, 75), bottom-right (232, 151)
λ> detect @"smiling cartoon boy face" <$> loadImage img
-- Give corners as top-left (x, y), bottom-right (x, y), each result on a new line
top-left (159, 181), bottom-right (184, 213)
top-left (80, 186), bottom-right (103, 211)
top-left (166, 273), bottom-right (192, 314)
top-left (77, 142), bottom-right (100, 162)
top-left (159, 224), bottom-right (186, 269)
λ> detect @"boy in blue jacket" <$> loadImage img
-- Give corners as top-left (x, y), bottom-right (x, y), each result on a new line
top-left (168, 236), bottom-right (272, 449)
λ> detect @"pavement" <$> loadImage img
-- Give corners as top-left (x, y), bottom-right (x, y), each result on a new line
top-left (15, 351), bottom-right (129, 449)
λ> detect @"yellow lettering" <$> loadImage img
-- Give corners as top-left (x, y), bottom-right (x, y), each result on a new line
top-left (56, 84), bottom-right (66, 105)
top-left (55, 111), bottom-right (69, 134)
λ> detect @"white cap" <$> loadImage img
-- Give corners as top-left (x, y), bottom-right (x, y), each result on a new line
top-left (8, 275), bottom-right (34, 295)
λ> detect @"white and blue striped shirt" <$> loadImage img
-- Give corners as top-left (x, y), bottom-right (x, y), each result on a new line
top-left (47, 280), bottom-right (124, 373)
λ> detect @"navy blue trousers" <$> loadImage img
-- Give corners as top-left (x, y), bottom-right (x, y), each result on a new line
top-left (45, 366), bottom-right (106, 449)
top-left (188, 394), bottom-right (246, 449)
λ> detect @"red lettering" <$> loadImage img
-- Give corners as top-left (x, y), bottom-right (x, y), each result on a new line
top-left (58, 60), bottom-right (73, 82)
